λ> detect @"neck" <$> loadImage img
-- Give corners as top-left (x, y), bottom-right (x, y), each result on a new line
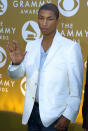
top-left (41, 30), bottom-right (56, 52)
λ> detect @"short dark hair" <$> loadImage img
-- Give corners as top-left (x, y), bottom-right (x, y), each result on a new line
top-left (38, 3), bottom-right (59, 19)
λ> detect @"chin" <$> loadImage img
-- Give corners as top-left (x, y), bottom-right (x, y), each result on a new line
top-left (43, 33), bottom-right (49, 36)
top-left (41, 31), bottom-right (50, 36)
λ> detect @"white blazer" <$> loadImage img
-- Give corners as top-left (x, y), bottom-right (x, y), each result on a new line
top-left (8, 31), bottom-right (83, 127)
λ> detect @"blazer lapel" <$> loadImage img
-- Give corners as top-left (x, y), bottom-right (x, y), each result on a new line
top-left (30, 36), bottom-right (43, 69)
top-left (42, 31), bottom-right (62, 68)
top-left (34, 37), bottom-right (43, 69)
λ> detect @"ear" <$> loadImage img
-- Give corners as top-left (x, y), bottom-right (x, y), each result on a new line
top-left (56, 18), bottom-right (59, 26)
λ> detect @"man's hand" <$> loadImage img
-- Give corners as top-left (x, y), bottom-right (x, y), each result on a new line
top-left (6, 40), bottom-right (26, 65)
top-left (54, 115), bottom-right (70, 131)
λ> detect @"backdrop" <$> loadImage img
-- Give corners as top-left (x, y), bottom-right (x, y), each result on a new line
top-left (0, 0), bottom-right (88, 125)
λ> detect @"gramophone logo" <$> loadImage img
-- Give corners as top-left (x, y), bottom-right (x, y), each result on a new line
top-left (58, 0), bottom-right (80, 17)
top-left (0, 47), bottom-right (7, 68)
top-left (84, 60), bottom-right (87, 69)
top-left (0, 0), bottom-right (7, 15)
top-left (22, 21), bottom-right (41, 42)
top-left (20, 77), bottom-right (26, 96)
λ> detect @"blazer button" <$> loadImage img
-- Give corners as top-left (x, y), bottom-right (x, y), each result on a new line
top-left (35, 83), bottom-right (37, 86)
top-left (32, 97), bottom-right (35, 100)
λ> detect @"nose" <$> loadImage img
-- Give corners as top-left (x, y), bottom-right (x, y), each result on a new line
top-left (42, 19), bottom-right (47, 26)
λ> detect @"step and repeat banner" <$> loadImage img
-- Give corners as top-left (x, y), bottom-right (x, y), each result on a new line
top-left (0, 0), bottom-right (88, 124)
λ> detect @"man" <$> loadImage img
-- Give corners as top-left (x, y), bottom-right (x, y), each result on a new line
top-left (82, 60), bottom-right (88, 131)
top-left (7, 3), bottom-right (83, 131)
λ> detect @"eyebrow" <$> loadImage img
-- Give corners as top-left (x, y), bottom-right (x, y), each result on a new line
top-left (38, 15), bottom-right (55, 18)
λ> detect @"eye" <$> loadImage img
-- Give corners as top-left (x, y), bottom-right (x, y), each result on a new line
top-left (38, 17), bottom-right (44, 20)
top-left (20, 77), bottom-right (26, 96)
top-left (59, 0), bottom-right (78, 11)
top-left (0, 47), bottom-right (7, 68)
top-left (48, 18), bottom-right (55, 21)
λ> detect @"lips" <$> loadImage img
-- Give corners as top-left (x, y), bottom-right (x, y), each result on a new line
top-left (41, 28), bottom-right (48, 32)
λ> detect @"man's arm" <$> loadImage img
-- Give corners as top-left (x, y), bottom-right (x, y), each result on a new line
top-left (7, 40), bottom-right (27, 79)
top-left (8, 59), bottom-right (26, 79)
top-left (55, 43), bottom-right (83, 130)
top-left (63, 43), bottom-right (83, 121)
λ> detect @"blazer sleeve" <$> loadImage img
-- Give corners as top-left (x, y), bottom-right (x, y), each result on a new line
top-left (63, 43), bottom-right (83, 122)
top-left (82, 60), bottom-right (88, 129)
top-left (8, 43), bottom-right (29, 79)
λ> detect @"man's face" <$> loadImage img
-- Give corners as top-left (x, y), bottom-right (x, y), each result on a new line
top-left (38, 10), bottom-right (58, 35)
